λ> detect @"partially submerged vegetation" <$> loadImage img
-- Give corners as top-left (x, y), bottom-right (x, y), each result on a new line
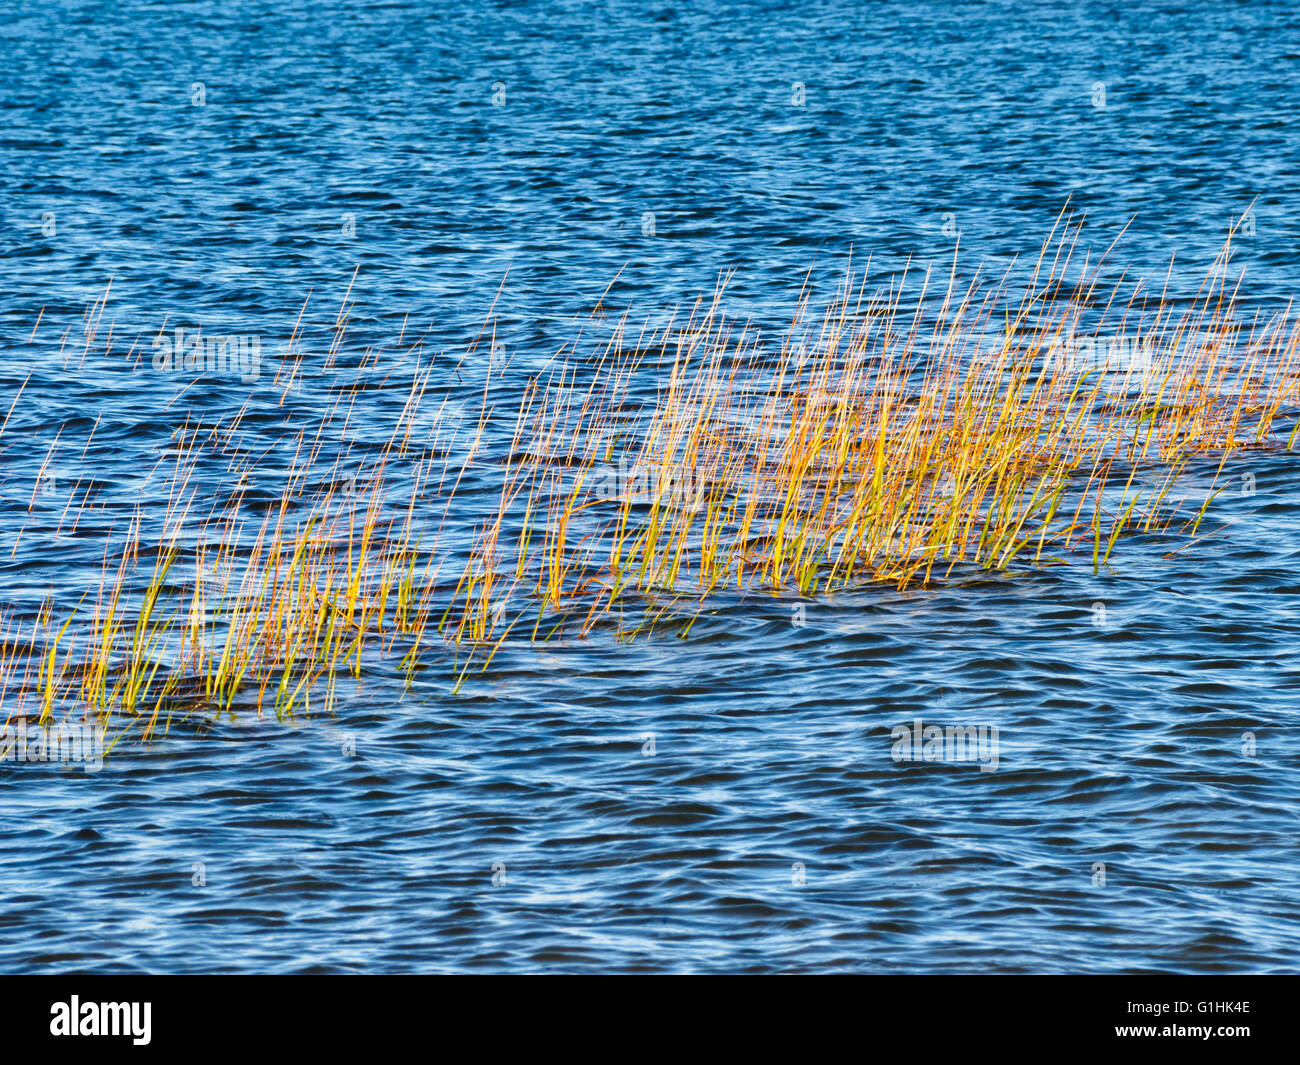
top-left (3, 217), bottom-right (1297, 742)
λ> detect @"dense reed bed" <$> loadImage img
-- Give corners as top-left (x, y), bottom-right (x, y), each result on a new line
top-left (3, 220), bottom-right (1298, 741)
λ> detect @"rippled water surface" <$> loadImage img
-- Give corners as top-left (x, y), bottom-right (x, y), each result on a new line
top-left (2, 0), bottom-right (1299, 973)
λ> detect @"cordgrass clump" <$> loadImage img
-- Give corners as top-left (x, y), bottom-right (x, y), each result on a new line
top-left (3, 218), bottom-right (1297, 743)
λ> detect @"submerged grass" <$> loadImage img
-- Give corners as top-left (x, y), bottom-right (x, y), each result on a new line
top-left (3, 217), bottom-right (1297, 741)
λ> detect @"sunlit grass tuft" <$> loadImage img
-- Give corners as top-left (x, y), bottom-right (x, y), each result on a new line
top-left (4, 217), bottom-right (1296, 740)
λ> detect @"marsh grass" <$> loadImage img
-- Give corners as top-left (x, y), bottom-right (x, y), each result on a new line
top-left (4, 218), bottom-right (1298, 742)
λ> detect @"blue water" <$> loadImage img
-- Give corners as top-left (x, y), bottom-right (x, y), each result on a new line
top-left (1, 0), bottom-right (1299, 973)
